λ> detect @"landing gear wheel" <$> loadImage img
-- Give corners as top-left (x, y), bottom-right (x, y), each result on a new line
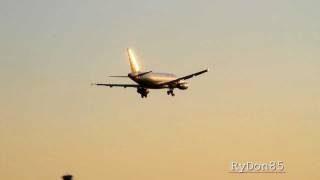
top-left (137, 87), bottom-right (149, 98)
top-left (141, 94), bottom-right (147, 98)
top-left (167, 90), bottom-right (175, 96)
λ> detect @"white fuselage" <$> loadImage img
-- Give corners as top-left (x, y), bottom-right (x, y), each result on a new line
top-left (129, 72), bottom-right (185, 89)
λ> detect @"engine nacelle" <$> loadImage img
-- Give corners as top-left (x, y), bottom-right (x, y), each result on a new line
top-left (177, 82), bottom-right (189, 90)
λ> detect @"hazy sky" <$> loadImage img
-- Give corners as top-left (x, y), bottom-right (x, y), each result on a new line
top-left (1, 0), bottom-right (319, 179)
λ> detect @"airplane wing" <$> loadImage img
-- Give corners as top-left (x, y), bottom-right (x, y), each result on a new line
top-left (92, 83), bottom-right (139, 88)
top-left (159, 69), bottom-right (209, 86)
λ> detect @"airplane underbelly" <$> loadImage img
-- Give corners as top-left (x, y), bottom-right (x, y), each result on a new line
top-left (139, 78), bottom-right (163, 88)
top-left (138, 73), bottom-right (176, 88)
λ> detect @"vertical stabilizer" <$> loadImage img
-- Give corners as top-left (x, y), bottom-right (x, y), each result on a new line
top-left (127, 48), bottom-right (140, 73)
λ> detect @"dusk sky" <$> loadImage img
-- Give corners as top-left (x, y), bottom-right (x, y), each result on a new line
top-left (1, 0), bottom-right (319, 179)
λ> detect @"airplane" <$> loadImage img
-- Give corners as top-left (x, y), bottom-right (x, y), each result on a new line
top-left (92, 48), bottom-right (209, 98)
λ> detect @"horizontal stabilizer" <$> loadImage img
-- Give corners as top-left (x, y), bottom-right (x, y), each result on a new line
top-left (92, 83), bottom-right (139, 88)
top-left (109, 75), bottom-right (129, 78)
top-left (136, 71), bottom-right (152, 77)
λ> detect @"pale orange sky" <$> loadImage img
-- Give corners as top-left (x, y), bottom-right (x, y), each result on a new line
top-left (0, 0), bottom-right (319, 180)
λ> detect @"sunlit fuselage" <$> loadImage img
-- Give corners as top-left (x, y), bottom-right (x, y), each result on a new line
top-left (129, 72), bottom-right (188, 89)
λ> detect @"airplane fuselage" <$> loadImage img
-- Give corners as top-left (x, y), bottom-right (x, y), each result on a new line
top-left (129, 72), bottom-right (179, 89)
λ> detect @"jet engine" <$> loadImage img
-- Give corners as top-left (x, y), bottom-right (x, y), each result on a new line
top-left (137, 87), bottom-right (149, 98)
top-left (177, 82), bottom-right (189, 90)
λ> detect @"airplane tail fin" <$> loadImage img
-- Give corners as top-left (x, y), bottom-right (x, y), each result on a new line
top-left (127, 48), bottom-right (141, 73)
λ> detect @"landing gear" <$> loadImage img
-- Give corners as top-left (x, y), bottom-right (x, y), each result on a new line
top-left (167, 89), bottom-right (175, 96)
top-left (137, 87), bottom-right (149, 98)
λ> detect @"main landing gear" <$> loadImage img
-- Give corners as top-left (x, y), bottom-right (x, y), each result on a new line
top-left (167, 89), bottom-right (175, 96)
top-left (137, 87), bottom-right (149, 98)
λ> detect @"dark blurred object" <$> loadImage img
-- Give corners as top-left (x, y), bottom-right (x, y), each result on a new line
top-left (62, 174), bottom-right (73, 180)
